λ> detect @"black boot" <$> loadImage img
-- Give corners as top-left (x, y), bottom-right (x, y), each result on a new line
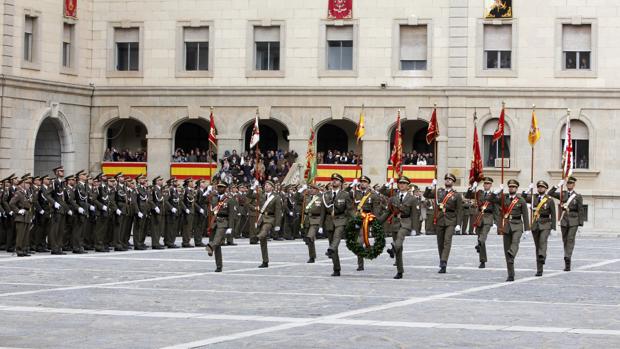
top-left (325, 248), bottom-right (334, 259)
top-left (331, 270), bottom-right (340, 277)
top-left (387, 242), bottom-right (395, 258)
top-left (205, 244), bottom-right (213, 256)
top-left (438, 261), bottom-right (447, 274)
top-left (478, 262), bottom-right (485, 269)
top-left (393, 272), bottom-right (403, 279)
top-left (506, 262), bottom-right (515, 281)
top-left (307, 258), bottom-right (315, 263)
top-left (535, 262), bottom-right (543, 277)
top-left (564, 257), bottom-right (571, 271)
top-left (258, 262), bottom-right (268, 268)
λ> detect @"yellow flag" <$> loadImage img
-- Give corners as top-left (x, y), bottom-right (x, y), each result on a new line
top-left (355, 111), bottom-right (365, 142)
top-left (528, 110), bottom-right (541, 146)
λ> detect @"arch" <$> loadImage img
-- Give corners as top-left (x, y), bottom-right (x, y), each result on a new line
top-left (478, 111), bottom-right (515, 168)
top-left (388, 119), bottom-right (433, 164)
top-left (316, 118), bottom-right (357, 156)
top-left (34, 118), bottom-right (62, 176)
top-left (559, 118), bottom-right (591, 170)
top-left (104, 118), bottom-right (148, 161)
top-left (242, 118), bottom-right (289, 152)
top-left (171, 118), bottom-right (211, 160)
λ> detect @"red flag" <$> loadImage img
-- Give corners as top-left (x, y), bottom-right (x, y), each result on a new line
top-left (562, 116), bottom-right (573, 179)
top-left (304, 123), bottom-right (317, 183)
top-left (492, 107), bottom-right (505, 143)
top-left (327, 0), bottom-right (353, 19)
top-left (426, 107), bottom-right (439, 144)
top-left (208, 111), bottom-right (217, 149)
top-left (469, 124), bottom-right (484, 185)
top-left (390, 113), bottom-right (403, 177)
top-left (64, 0), bottom-right (77, 18)
top-left (249, 113), bottom-right (260, 149)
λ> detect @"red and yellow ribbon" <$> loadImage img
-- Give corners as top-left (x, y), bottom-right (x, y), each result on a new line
top-left (360, 212), bottom-right (375, 248)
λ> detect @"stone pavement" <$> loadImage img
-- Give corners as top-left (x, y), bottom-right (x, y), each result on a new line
top-left (0, 233), bottom-right (618, 349)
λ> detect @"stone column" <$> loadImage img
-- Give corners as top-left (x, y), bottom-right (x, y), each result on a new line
top-left (147, 135), bottom-right (172, 180)
top-left (363, 139), bottom-right (389, 184)
top-left (89, 135), bottom-right (105, 175)
top-left (217, 135), bottom-right (243, 161)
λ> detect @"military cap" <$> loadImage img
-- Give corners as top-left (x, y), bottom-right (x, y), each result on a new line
top-left (52, 166), bottom-right (64, 172)
top-left (152, 175), bottom-right (162, 184)
top-left (94, 173), bottom-right (103, 181)
top-left (65, 174), bottom-right (76, 181)
top-left (483, 177), bottom-right (494, 184)
top-left (135, 173), bottom-right (145, 180)
top-left (2, 173), bottom-right (15, 182)
top-left (114, 172), bottom-right (124, 179)
top-left (567, 176), bottom-right (577, 184)
top-left (184, 177), bottom-right (194, 185)
top-left (32, 176), bottom-right (41, 181)
top-left (216, 182), bottom-right (227, 188)
top-left (536, 180), bottom-right (549, 189)
top-left (359, 175), bottom-right (371, 184)
top-left (21, 173), bottom-right (32, 180)
top-left (264, 180), bottom-right (275, 188)
top-left (444, 173), bottom-right (457, 182)
top-left (40, 175), bottom-right (50, 181)
top-left (397, 176), bottom-right (410, 185)
top-left (75, 170), bottom-right (85, 177)
top-left (330, 173), bottom-right (344, 183)
top-left (507, 179), bottom-right (520, 187)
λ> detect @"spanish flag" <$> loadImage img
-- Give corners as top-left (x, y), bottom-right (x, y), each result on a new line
top-left (528, 109), bottom-right (541, 146)
top-left (355, 109), bottom-right (365, 143)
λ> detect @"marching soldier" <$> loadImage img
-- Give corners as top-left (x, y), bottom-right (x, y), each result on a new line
top-left (9, 175), bottom-right (33, 257)
top-left (149, 176), bottom-right (165, 249)
top-left (164, 178), bottom-right (181, 248)
top-left (193, 179), bottom-right (209, 247)
top-left (49, 167), bottom-right (69, 255)
top-left (548, 176), bottom-right (584, 271)
top-left (205, 183), bottom-right (234, 272)
top-left (84, 174), bottom-right (97, 250)
top-left (351, 175), bottom-right (382, 272)
top-left (322, 173), bottom-right (352, 276)
top-left (523, 180), bottom-right (556, 276)
top-left (248, 180), bottom-right (282, 268)
top-left (246, 184), bottom-right (260, 245)
top-left (225, 184), bottom-right (239, 246)
top-left (466, 177), bottom-right (500, 268)
top-left (301, 184), bottom-right (323, 263)
top-left (384, 176), bottom-right (417, 279)
top-left (181, 178), bottom-right (196, 248)
top-left (411, 186), bottom-right (423, 236)
top-left (423, 197), bottom-right (436, 235)
top-left (424, 173), bottom-right (464, 273)
top-left (498, 179), bottom-right (530, 281)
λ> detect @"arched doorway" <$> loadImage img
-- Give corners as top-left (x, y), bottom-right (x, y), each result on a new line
top-left (316, 119), bottom-right (358, 163)
top-left (243, 119), bottom-right (289, 152)
top-left (34, 118), bottom-right (62, 176)
top-left (173, 119), bottom-right (211, 161)
top-left (388, 119), bottom-right (434, 165)
top-left (105, 118), bottom-right (148, 162)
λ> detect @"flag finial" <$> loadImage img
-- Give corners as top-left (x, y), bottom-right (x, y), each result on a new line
top-left (532, 104), bottom-right (536, 110)
top-left (567, 108), bottom-right (571, 116)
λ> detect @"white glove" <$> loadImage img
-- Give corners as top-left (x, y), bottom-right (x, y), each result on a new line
top-left (318, 227), bottom-right (323, 234)
top-left (352, 179), bottom-right (358, 186)
top-left (154, 206), bottom-right (161, 214)
top-left (385, 178), bottom-right (394, 188)
top-left (455, 225), bottom-right (461, 232)
top-left (528, 183), bottom-right (534, 190)
top-left (39, 209), bottom-right (45, 215)
top-left (185, 208), bottom-right (190, 214)
top-left (411, 230), bottom-right (416, 235)
top-left (557, 179), bottom-right (565, 187)
top-left (78, 207), bottom-right (85, 214)
top-left (289, 212), bottom-right (294, 217)
top-left (432, 179), bottom-right (437, 187)
top-left (171, 207), bottom-right (177, 214)
top-left (297, 185), bottom-right (307, 193)
top-left (492, 223), bottom-right (497, 230)
top-left (225, 228), bottom-right (232, 235)
top-left (102, 205), bottom-right (108, 212)
top-left (89, 205), bottom-right (95, 211)
top-left (67, 210), bottom-right (73, 216)
top-left (8, 211), bottom-right (13, 216)
top-left (54, 202), bottom-right (61, 209)
top-left (18, 209), bottom-right (26, 215)
top-left (493, 185), bottom-right (503, 195)
top-left (115, 209), bottom-right (121, 216)
top-left (199, 208), bottom-right (205, 214)
top-left (472, 181), bottom-right (478, 190)
top-left (526, 203), bottom-right (532, 210)
top-left (137, 212), bottom-right (144, 219)
top-left (274, 226), bottom-right (281, 232)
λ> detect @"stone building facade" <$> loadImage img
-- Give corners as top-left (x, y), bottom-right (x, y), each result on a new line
top-left (0, 0), bottom-right (618, 233)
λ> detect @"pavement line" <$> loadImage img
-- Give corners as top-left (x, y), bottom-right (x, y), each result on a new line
top-left (445, 297), bottom-right (620, 308)
top-left (161, 258), bottom-right (620, 348)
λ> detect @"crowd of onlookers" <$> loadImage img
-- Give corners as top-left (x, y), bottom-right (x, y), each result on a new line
top-left (103, 148), bottom-right (147, 162)
top-left (215, 149), bottom-right (299, 185)
top-left (403, 151), bottom-right (435, 166)
top-left (171, 148), bottom-right (217, 163)
top-left (317, 150), bottom-right (362, 165)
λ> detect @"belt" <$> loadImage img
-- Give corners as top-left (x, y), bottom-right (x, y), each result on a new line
top-left (483, 210), bottom-right (493, 213)
top-left (217, 214), bottom-right (228, 218)
top-left (310, 214), bottom-right (321, 217)
top-left (445, 209), bottom-right (455, 213)
top-left (399, 215), bottom-right (410, 218)
top-left (569, 209), bottom-right (579, 213)
top-left (539, 215), bottom-right (551, 219)
top-left (509, 215), bottom-right (522, 220)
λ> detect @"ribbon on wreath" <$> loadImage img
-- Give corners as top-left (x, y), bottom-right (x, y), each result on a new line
top-left (360, 212), bottom-right (376, 248)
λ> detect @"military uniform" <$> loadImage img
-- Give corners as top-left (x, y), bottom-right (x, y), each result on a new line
top-left (148, 178), bottom-right (165, 249)
top-left (49, 173), bottom-right (69, 254)
top-left (302, 189), bottom-right (324, 263)
top-left (9, 179), bottom-right (33, 257)
top-left (73, 173), bottom-right (90, 253)
top-left (465, 177), bottom-right (500, 268)
top-left (247, 181), bottom-right (282, 267)
top-left (64, 177), bottom-right (85, 253)
top-left (92, 176), bottom-right (112, 252)
top-left (523, 180), bottom-right (556, 276)
top-left (351, 176), bottom-right (382, 271)
top-left (500, 179), bottom-right (531, 281)
top-left (322, 174), bottom-right (352, 276)
top-left (423, 198), bottom-right (436, 235)
top-left (548, 176), bottom-right (584, 271)
top-left (181, 179), bottom-right (196, 247)
top-left (423, 173), bottom-right (464, 273)
top-left (33, 179), bottom-right (52, 252)
top-left (206, 184), bottom-right (235, 271)
top-left (384, 177), bottom-right (417, 279)
top-left (164, 180), bottom-right (181, 248)
top-left (193, 183), bottom-right (209, 247)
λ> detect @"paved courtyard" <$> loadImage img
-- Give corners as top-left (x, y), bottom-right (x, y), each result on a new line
top-left (0, 233), bottom-right (618, 348)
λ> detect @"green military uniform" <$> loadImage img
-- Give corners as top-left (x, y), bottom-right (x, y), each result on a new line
top-left (74, 173), bottom-right (90, 253)
top-left (148, 177), bottom-right (165, 249)
top-left (247, 181), bottom-right (283, 268)
top-left (466, 177), bottom-right (500, 268)
top-left (548, 176), bottom-right (584, 271)
top-left (181, 179), bottom-right (196, 247)
top-left (49, 172), bottom-right (69, 255)
top-left (92, 175), bottom-right (112, 252)
top-left (500, 179), bottom-right (531, 281)
top-left (64, 176), bottom-right (85, 253)
top-left (423, 173), bottom-right (464, 273)
top-left (9, 179), bottom-right (33, 257)
top-left (123, 183), bottom-right (137, 249)
top-left (423, 198), bottom-right (436, 235)
top-left (33, 179), bottom-right (52, 252)
top-left (164, 180), bottom-right (181, 248)
top-left (206, 184), bottom-right (235, 271)
top-left (322, 174), bottom-right (352, 276)
top-left (384, 177), bottom-right (416, 279)
top-left (193, 182), bottom-right (209, 247)
top-left (523, 180), bottom-right (556, 276)
top-left (351, 176), bottom-right (382, 271)
top-left (302, 188), bottom-right (324, 263)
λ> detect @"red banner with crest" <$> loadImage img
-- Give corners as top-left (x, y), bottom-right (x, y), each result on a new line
top-left (328, 0), bottom-right (352, 19)
top-left (65, 0), bottom-right (77, 18)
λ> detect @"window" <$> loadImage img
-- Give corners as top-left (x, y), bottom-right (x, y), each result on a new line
top-left (399, 25), bottom-right (427, 71)
top-left (561, 120), bottom-right (589, 169)
top-left (254, 26), bottom-right (280, 71)
top-left (115, 28), bottom-right (139, 71)
top-left (482, 119), bottom-right (511, 167)
top-left (326, 25), bottom-right (353, 70)
top-left (24, 16), bottom-right (35, 62)
top-left (483, 24), bottom-right (511, 69)
top-left (184, 27), bottom-right (209, 71)
top-left (563, 24), bottom-right (591, 70)
top-left (62, 23), bottom-right (74, 68)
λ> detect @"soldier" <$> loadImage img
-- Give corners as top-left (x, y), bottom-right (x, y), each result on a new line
top-left (351, 175), bottom-right (382, 271)
top-left (84, 174), bottom-right (97, 250)
top-left (205, 183), bottom-right (234, 272)
top-left (92, 174), bottom-right (112, 252)
top-left (548, 176), bottom-right (584, 272)
top-left (64, 174), bottom-right (84, 254)
top-left (225, 184), bottom-right (239, 246)
top-left (181, 178), bottom-right (196, 248)
top-left (149, 176), bottom-right (165, 249)
top-left (384, 176), bottom-right (417, 279)
top-left (110, 173), bottom-right (127, 251)
top-left (72, 171), bottom-right (89, 254)
top-left (164, 178), bottom-right (181, 248)
top-left (523, 180), bottom-right (556, 276)
top-left (283, 185), bottom-right (302, 240)
top-left (49, 167), bottom-right (69, 255)
top-left (32, 175), bottom-right (52, 253)
top-left (235, 183), bottom-right (250, 241)
top-left (322, 173), bottom-right (352, 276)
top-left (498, 179), bottom-right (530, 281)
top-left (193, 179), bottom-right (209, 247)
top-left (246, 183), bottom-right (260, 245)
top-left (9, 176), bottom-right (33, 257)
top-left (423, 196), bottom-right (436, 235)
top-left (301, 184), bottom-right (322, 263)
top-left (411, 186), bottom-right (423, 236)
top-left (123, 177), bottom-right (138, 250)
top-left (466, 177), bottom-right (500, 269)
top-left (248, 180), bottom-right (282, 268)
top-left (424, 173), bottom-right (464, 273)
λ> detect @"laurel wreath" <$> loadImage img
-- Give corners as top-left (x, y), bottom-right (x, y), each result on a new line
top-left (345, 214), bottom-right (385, 260)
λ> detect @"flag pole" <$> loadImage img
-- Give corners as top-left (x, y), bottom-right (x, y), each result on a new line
top-left (254, 108), bottom-right (260, 228)
top-left (209, 106), bottom-right (214, 178)
top-left (474, 110), bottom-right (480, 213)
top-left (559, 109), bottom-right (569, 220)
top-left (499, 101), bottom-right (506, 235)
top-left (355, 104), bottom-right (364, 179)
top-left (433, 103), bottom-right (438, 223)
top-left (530, 104), bottom-right (535, 226)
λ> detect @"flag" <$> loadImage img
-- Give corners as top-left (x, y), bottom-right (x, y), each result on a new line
top-left (390, 112), bottom-right (403, 177)
top-left (562, 115), bottom-right (573, 179)
top-left (528, 109), bottom-right (541, 146)
top-left (355, 110), bottom-right (365, 143)
top-left (305, 123), bottom-right (317, 184)
top-left (208, 111), bottom-right (218, 149)
top-left (493, 106), bottom-right (505, 143)
top-left (249, 113), bottom-right (260, 149)
top-left (426, 107), bottom-right (439, 144)
top-left (469, 124), bottom-right (484, 185)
